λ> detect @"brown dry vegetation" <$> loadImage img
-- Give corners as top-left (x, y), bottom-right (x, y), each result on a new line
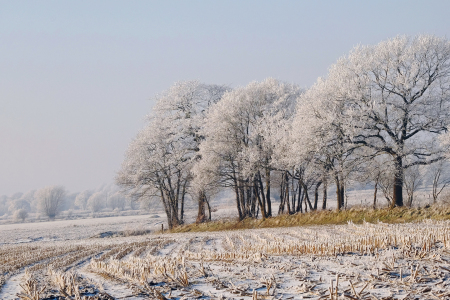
top-left (169, 204), bottom-right (450, 234)
top-left (4, 201), bottom-right (450, 299)
top-left (3, 217), bottom-right (450, 299)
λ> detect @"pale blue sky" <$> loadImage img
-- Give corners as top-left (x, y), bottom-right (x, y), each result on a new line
top-left (1, 0), bottom-right (449, 195)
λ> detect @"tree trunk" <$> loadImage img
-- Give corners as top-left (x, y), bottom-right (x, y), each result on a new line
top-left (265, 168), bottom-right (272, 217)
top-left (256, 172), bottom-right (267, 218)
top-left (296, 177), bottom-right (303, 213)
top-left (169, 191), bottom-right (181, 228)
top-left (238, 180), bottom-right (248, 218)
top-left (432, 168), bottom-right (441, 203)
top-left (335, 175), bottom-right (344, 210)
top-left (234, 182), bottom-right (243, 220)
top-left (313, 181), bottom-right (322, 210)
top-left (322, 177), bottom-right (327, 210)
top-left (305, 191), bottom-right (313, 212)
top-left (174, 173), bottom-right (181, 219)
top-left (278, 176), bottom-right (285, 215)
top-left (392, 156), bottom-right (404, 207)
top-left (285, 172), bottom-right (291, 214)
top-left (291, 175), bottom-right (296, 211)
top-left (254, 180), bottom-right (267, 220)
top-left (180, 180), bottom-right (187, 223)
top-left (246, 181), bottom-right (252, 217)
top-left (196, 191), bottom-right (206, 223)
top-left (205, 196), bottom-right (212, 221)
top-left (159, 185), bottom-right (172, 229)
top-left (373, 180), bottom-right (378, 209)
top-left (250, 186), bottom-right (257, 217)
top-left (408, 195), bottom-right (413, 207)
top-left (301, 182), bottom-right (313, 212)
top-left (298, 191), bottom-right (304, 213)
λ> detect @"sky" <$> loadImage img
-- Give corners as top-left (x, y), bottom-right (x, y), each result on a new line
top-left (1, 0), bottom-right (449, 196)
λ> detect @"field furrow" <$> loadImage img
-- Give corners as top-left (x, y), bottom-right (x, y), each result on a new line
top-left (2, 220), bottom-right (450, 299)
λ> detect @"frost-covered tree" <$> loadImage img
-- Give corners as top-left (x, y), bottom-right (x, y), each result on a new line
top-left (74, 190), bottom-right (93, 210)
top-left (346, 35), bottom-right (450, 206)
top-left (362, 155), bottom-right (395, 208)
top-left (87, 192), bottom-right (105, 213)
top-left (194, 78), bottom-right (301, 219)
top-left (10, 192), bottom-right (23, 201)
top-left (290, 77), bottom-right (361, 211)
top-left (117, 81), bottom-right (228, 228)
top-left (297, 35), bottom-right (450, 207)
top-left (8, 198), bottom-right (31, 214)
top-left (13, 208), bottom-right (28, 222)
top-left (107, 192), bottom-right (126, 211)
top-left (403, 165), bottom-right (425, 207)
top-left (36, 186), bottom-right (66, 219)
top-left (270, 104), bottom-right (327, 213)
top-left (0, 195), bottom-right (9, 216)
top-left (425, 160), bottom-right (450, 203)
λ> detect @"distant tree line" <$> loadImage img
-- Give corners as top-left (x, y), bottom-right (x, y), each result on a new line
top-left (0, 184), bottom-right (133, 222)
top-left (117, 35), bottom-right (450, 229)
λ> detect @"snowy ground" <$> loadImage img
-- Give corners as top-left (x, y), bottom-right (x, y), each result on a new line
top-left (0, 214), bottom-right (162, 245)
top-left (1, 206), bottom-right (450, 300)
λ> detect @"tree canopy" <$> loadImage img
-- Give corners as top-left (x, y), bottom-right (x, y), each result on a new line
top-left (118, 35), bottom-right (450, 228)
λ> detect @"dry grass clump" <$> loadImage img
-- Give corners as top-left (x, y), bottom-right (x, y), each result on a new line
top-left (169, 204), bottom-right (450, 233)
top-left (17, 275), bottom-right (45, 300)
top-left (180, 220), bottom-right (450, 260)
top-left (48, 268), bottom-right (83, 299)
top-left (88, 255), bottom-right (192, 288)
top-left (122, 224), bottom-right (152, 237)
top-left (16, 267), bottom-right (112, 300)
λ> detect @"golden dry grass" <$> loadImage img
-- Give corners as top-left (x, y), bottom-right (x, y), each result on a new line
top-left (169, 204), bottom-right (450, 233)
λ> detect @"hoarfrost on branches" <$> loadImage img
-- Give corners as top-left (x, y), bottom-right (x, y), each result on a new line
top-left (117, 35), bottom-right (450, 221)
top-left (117, 81), bottom-right (229, 228)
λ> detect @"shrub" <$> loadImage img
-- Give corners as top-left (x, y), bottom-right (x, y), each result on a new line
top-left (14, 208), bottom-right (28, 222)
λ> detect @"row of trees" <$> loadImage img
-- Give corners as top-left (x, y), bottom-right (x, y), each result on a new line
top-left (118, 35), bottom-right (450, 229)
top-left (0, 185), bottom-right (132, 221)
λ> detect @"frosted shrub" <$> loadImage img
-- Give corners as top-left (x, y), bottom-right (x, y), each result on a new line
top-left (87, 192), bottom-right (105, 213)
top-left (36, 186), bottom-right (66, 220)
top-left (14, 208), bottom-right (28, 222)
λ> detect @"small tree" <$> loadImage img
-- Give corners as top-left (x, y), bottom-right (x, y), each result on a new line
top-left (363, 155), bottom-right (394, 209)
top-left (74, 190), bottom-right (92, 210)
top-left (428, 161), bottom-right (450, 203)
top-left (8, 198), bottom-right (31, 214)
top-left (36, 186), bottom-right (66, 220)
top-left (13, 208), bottom-right (28, 222)
top-left (87, 192), bottom-right (105, 213)
top-left (107, 192), bottom-right (126, 211)
top-left (403, 165), bottom-right (424, 207)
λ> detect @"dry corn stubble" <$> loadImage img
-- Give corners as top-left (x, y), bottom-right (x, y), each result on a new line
top-left (2, 220), bottom-right (450, 299)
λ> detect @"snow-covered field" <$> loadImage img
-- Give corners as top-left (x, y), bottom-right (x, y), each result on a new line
top-left (1, 208), bottom-right (450, 300)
